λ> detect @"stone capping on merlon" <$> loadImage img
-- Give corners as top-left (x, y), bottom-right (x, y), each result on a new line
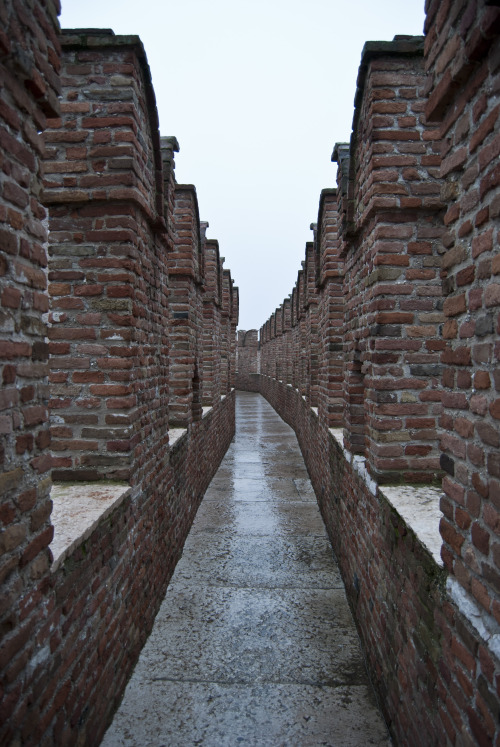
top-left (50, 435), bottom-right (185, 572)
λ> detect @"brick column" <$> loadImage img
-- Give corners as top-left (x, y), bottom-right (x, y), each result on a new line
top-left (230, 282), bottom-right (239, 389)
top-left (338, 38), bottom-right (445, 481)
top-left (220, 267), bottom-right (231, 394)
top-left (201, 237), bottom-right (222, 406)
top-left (44, 30), bottom-right (168, 480)
top-left (304, 242), bottom-right (319, 406)
top-left (316, 189), bottom-right (344, 428)
top-left (169, 184), bottom-right (203, 426)
top-left (283, 297), bottom-right (292, 385)
top-left (0, 1), bottom-right (60, 741)
top-left (425, 0), bottom-right (500, 616)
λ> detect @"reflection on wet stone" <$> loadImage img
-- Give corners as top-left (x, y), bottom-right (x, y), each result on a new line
top-left (102, 392), bottom-right (390, 746)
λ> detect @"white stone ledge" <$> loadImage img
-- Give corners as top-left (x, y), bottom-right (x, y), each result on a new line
top-left (381, 485), bottom-right (444, 566)
top-left (50, 482), bottom-right (132, 573)
top-left (447, 577), bottom-right (500, 660)
top-left (202, 406), bottom-right (212, 419)
top-left (169, 427), bottom-right (188, 447)
top-left (329, 427), bottom-right (344, 448)
top-left (328, 427), bottom-right (443, 566)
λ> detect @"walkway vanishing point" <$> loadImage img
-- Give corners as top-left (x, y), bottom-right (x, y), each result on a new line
top-left (102, 392), bottom-right (391, 746)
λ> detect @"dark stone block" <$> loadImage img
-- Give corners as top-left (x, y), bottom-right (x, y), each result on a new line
top-left (440, 453), bottom-right (455, 476)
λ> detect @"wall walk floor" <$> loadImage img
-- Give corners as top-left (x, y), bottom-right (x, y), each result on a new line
top-left (102, 392), bottom-right (390, 746)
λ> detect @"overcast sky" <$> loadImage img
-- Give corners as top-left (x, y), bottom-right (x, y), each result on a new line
top-left (60, 0), bottom-right (426, 331)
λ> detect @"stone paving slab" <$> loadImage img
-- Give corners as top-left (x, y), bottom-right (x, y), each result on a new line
top-left (177, 534), bottom-right (344, 589)
top-left (102, 392), bottom-right (391, 746)
top-left (189, 500), bottom-right (327, 536)
top-left (129, 586), bottom-right (366, 686)
top-left (103, 681), bottom-right (389, 747)
top-left (205, 476), bottom-right (311, 501)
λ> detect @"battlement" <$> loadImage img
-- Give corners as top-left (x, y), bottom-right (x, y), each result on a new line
top-left (236, 2), bottom-right (500, 743)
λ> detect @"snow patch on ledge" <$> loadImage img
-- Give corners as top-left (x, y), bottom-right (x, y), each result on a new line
top-left (353, 455), bottom-right (378, 497)
top-left (329, 428), bottom-right (344, 448)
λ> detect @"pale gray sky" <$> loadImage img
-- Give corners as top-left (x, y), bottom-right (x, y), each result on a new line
top-left (60, 0), bottom-right (426, 330)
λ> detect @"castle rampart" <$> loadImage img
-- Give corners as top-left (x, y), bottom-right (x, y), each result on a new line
top-left (0, 16), bottom-right (238, 745)
top-left (237, 2), bottom-right (500, 743)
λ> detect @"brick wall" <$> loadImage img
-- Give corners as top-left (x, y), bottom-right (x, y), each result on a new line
top-left (0, 0), bottom-right (61, 736)
top-left (341, 37), bottom-right (445, 483)
top-left (42, 396), bottom-right (235, 746)
top-left (425, 0), bottom-right (500, 626)
top-left (235, 329), bottom-right (259, 391)
top-left (238, 2), bottom-right (500, 743)
top-left (43, 30), bottom-right (168, 480)
top-left (1, 21), bottom-right (238, 746)
top-left (169, 183), bottom-right (203, 426)
top-left (424, 3), bottom-right (500, 742)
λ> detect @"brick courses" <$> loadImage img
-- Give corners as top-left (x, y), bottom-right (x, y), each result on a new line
top-left (235, 329), bottom-right (259, 391)
top-left (238, 3), bottom-right (500, 744)
top-left (2, 0), bottom-right (500, 744)
top-left (1, 21), bottom-right (238, 746)
top-left (0, 0), bottom-right (61, 742)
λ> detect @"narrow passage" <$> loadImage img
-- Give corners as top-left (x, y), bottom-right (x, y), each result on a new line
top-left (103, 392), bottom-right (390, 746)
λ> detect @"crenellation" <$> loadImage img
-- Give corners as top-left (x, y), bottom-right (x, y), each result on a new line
top-left (237, 2), bottom-right (500, 743)
top-left (0, 12), bottom-right (238, 745)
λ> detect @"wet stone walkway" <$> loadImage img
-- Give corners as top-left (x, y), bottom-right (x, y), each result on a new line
top-left (102, 392), bottom-right (390, 746)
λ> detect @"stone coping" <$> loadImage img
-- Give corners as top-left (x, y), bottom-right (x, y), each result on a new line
top-left (50, 482), bottom-right (132, 573)
top-left (381, 485), bottom-right (444, 566)
top-left (169, 428), bottom-right (188, 447)
top-left (447, 577), bottom-right (500, 660)
top-left (49, 395), bottom-right (235, 571)
top-left (329, 428), bottom-right (443, 567)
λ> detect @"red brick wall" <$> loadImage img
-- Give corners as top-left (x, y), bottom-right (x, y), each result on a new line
top-left (43, 395), bottom-right (235, 746)
top-left (341, 38), bottom-right (445, 483)
top-left (43, 30), bottom-right (168, 480)
top-left (424, 3), bottom-right (500, 742)
top-left (235, 329), bottom-right (259, 391)
top-left (202, 237), bottom-right (222, 406)
top-left (0, 0), bottom-right (61, 735)
top-left (316, 189), bottom-right (344, 428)
top-left (237, 3), bottom-right (500, 743)
top-left (425, 0), bottom-right (500, 621)
top-left (169, 184), bottom-right (203, 426)
top-left (1, 22), bottom-right (238, 746)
